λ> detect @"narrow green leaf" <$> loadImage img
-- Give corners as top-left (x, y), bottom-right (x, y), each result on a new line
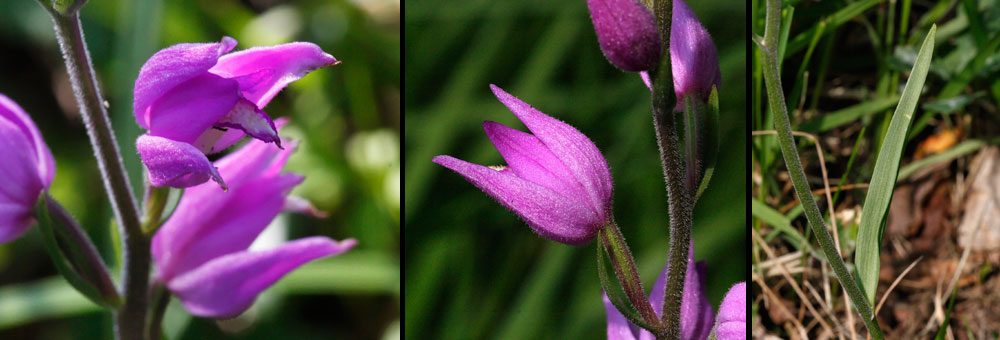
top-left (897, 140), bottom-right (985, 182)
top-left (855, 26), bottom-right (936, 305)
top-left (776, 6), bottom-right (793, 66)
top-left (750, 198), bottom-right (812, 253)
top-left (934, 287), bottom-right (958, 339)
top-left (797, 96), bottom-right (900, 133)
top-left (784, 0), bottom-right (879, 57)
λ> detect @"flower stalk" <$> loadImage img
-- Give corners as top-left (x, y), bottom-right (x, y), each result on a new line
top-left (756, 0), bottom-right (883, 338)
top-left (46, 7), bottom-right (147, 340)
top-left (649, 0), bottom-right (695, 338)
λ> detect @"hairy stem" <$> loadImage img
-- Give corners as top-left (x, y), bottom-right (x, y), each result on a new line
top-left (757, 0), bottom-right (883, 338)
top-left (49, 11), bottom-right (147, 340)
top-left (651, 0), bottom-right (692, 339)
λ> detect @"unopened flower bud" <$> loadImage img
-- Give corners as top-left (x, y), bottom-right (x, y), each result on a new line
top-left (587, 0), bottom-right (661, 72)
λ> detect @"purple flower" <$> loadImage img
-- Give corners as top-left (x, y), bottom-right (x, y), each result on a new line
top-left (587, 0), bottom-right (661, 72)
top-left (0, 95), bottom-right (55, 243)
top-left (604, 243), bottom-right (714, 340)
top-left (134, 37), bottom-right (338, 189)
top-left (670, 0), bottom-right (720, 100)
top-left (715, 282), bottom-right (746, 340)
top-left (432, 85), bottom-right (613, 246)
top-left (151, 123), bottom-right (355, 318)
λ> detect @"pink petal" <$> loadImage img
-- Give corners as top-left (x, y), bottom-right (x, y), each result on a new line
top-left (153, 136), bottom-right (298, 280)
top-left (154, 174), bottom-right (302, 281)
top-left (489, 85), bottom-right (613, 222)
top-left (0, 115), bottom-right (45, 208)
top-left (716, 282), bottom-right (746, 340)
top-left (136, 134), bottom-right (225, 189)
top-left (603, 292), bottom-right (639, 340)
top-left (135, 37), bottom-right (238, 128)
top-left (482, 121), bottom-right (591, 213)
top-left (214, 98), bottom-right (281, 148)
top-left (212, 138), bottom-right (291, 189)
top-left (0, 94), bottom-right (54, 187)
top-left (283, 195), bottom-right (328, 218)
top-left (432, 155), bottom-right (599, 245)
top-left (167, 237), bottom-right (356, 318)
top-left (147, 73), bottom-right (241, 144)
top-left (208, 129), bottom-right (247, 154)
top-left (0, 203), bottom-right (33, 243)
top-left (207, 117), bottom-right (288, 155)
top-left (209, 42), bottom-right (338, 108)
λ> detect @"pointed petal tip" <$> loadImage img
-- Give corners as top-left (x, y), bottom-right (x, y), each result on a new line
top-left (220, 36), bottom-right (237, 47)
top-left (322, 52), bottom-right (340, 66)
top-left (334, 238), bottom-right (359, 252)
top-left (431, 155), bottom-right (455, 166)
top-left (489, 84), bottom-right (509, 100)
top-left (212, 170), bottom-right (229, 192)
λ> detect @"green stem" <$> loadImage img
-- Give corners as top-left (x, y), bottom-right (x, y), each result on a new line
top-left (48, 10), bottom-right (147, 340)
top-left (146, 281), bottom-right (171, 340)
top-left (757, 0), bottom-right (883, 338)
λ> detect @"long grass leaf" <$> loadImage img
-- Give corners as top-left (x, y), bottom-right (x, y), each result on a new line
top-left (797, 96), bottom-right (900, 133)
top-left (785, 0), bottom-right (879, 57)
top-left (855, 26), bottom-right (936, 305)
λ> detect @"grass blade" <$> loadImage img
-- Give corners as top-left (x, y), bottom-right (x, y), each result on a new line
top-left (855, 26), bottom-right (936, 305)
top-left (797, 96), bottom-right (900, 133)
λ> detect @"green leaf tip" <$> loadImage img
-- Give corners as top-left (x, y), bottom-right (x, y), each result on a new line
top-left (855, 25), bottom-right (935, 306)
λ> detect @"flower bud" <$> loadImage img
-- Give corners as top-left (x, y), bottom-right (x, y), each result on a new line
top-left (587, 0), bottom-right (661, 72)
top-left (671, 0), bottom-right (720, 100)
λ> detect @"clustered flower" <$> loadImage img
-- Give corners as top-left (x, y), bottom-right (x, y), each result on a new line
top-left (0, 37), bottom-right (355, 319)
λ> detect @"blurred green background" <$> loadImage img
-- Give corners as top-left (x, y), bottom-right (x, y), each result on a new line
top-left (404, 0), bottom-right (745, 339)
top-left (0, 0), bottom-right (399, 339)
